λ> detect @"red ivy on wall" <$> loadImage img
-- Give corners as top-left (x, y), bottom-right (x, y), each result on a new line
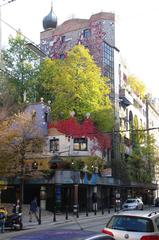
top-left (48, 117), bottom-right (112, 151)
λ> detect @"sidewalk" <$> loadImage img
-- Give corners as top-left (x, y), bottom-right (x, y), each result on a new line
top-left (22, 205), bottom-right (114, 228)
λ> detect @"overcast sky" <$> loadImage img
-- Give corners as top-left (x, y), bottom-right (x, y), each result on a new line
top-left (1, 0), bottom-right (159, 98)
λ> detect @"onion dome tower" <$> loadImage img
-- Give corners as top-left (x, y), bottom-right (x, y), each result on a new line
top-left (43, 1), bottom-right (57, 30)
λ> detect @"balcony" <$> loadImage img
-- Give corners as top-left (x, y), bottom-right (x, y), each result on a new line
top-left (119, 88), bottom-right (133, 106)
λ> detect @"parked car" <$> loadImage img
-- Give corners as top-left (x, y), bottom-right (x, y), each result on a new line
top-left (122, 198), bottom-right (143, 210)
top-left (102, 210), bottom-right (159, 240)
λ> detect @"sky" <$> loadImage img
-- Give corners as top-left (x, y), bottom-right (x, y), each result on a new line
top-left (1, 0), bottom-right (159, 98)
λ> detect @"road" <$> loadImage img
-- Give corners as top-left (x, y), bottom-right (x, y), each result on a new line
top-left (0, 213), bottom-right (110, 240)
top-left (1, 206), bottom-right (154, 240)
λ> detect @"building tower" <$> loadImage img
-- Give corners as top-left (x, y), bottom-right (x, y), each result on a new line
top-left (43, 2), bottom-right (57, 30)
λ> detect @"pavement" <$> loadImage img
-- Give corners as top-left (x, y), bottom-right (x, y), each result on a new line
top-left (22, 205), bottom-right (114, 228)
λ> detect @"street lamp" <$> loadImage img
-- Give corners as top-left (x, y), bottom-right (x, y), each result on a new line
top-left (25, 42), bottom-right (47, 59)
top-left (156, 180), bottom-right (158, 199)
top-left (83, 165), bottom-right (89, 216)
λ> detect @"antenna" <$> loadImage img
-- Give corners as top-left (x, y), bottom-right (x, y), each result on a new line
top-left (51, 0), bottom-right (53, 10)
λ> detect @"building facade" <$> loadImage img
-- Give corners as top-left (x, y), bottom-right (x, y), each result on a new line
top-left (1, 7), bottom-right (159, 211)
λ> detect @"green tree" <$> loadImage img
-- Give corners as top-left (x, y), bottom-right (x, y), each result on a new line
top-left (127, 130), bottom-right (156, 183)
top-left (2, 32), bottom-right (39, 105)
top-left (36, 45), bottom-right (113, 130)
top-left (0, 69), bottom-right (22, 114)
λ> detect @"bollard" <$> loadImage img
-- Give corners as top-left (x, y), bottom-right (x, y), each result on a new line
top-left (73, 204), bottom-right (79, 218)
top-left (94, 204), bottom-right (97, 215)
top-left (53, 206), bottom-right (56, 222)
top-left (73, 204), bottom-right (77, 215)
top-left (114, 203), bottom-right (117, 212)
top-left (65, 205), bottom-right (68, 220)
top-left (101, 203), bottom-right (104, 215)
top-left (38, 207), bottom-right (41, 225)
top-left (86, 204), bottom-right (88, 217)
top-left (76, 204), bottom-right (79, 218)
top-left (108, 207), bottom-right (110, 214)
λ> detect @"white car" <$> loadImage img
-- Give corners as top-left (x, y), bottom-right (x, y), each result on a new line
top-left (122, 198), bottom-right (143, 210)
top-left (102, 210), bottom-right (159, 240)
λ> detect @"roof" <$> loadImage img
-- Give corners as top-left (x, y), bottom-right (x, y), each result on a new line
top-left (41, 12), bottom-right (115, 37)
top-left (52, 19), bottom-right (88, 35)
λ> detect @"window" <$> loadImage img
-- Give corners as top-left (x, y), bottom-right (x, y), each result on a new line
top-left (107, 216), bottom-right (154, 232)
top-left (59, 53), bottom-right (65, 59)
top-left (83, 29), bottom-right (91, 38)
top-left (50, 138), bottom-right (59, 152)
top-left (44, 112), bottom-right (48, 122)
top-left (61, 35), bottom-right (66, 42)
top-left (73, 138), bottom-right (88, 151)
top-left (103, 42), bottom-right (114, 81)
top-left (103, 149), bottom-right (111, 165)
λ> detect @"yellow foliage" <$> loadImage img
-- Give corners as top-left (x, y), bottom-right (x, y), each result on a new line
top-left (128, 75), bottom-right (146, 99)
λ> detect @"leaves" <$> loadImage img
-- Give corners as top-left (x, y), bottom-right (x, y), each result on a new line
top-left (128, 75), bottom-right (146, 99)
top-left (1, 31), bottom-right (39, 104)
top-left (36, 45), bottom-right (112, 130)
top-left (0, 111), bottom-right (44, 177)
top-left (127, 132), bottom-right (156, 183)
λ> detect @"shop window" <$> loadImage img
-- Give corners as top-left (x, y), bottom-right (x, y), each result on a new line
top-left (73, 138), bottom-right (88, 151)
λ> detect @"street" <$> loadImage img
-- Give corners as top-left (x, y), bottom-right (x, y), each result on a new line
top-left (0, 205), bottom-right (155, 240)
top-left (0, 213), bottom-right (110, 240)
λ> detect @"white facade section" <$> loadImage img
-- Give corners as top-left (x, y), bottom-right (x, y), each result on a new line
top-left (44, 132), bottom-right (104, 159)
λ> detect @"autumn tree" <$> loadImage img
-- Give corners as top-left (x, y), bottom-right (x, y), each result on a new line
top-left (0, 111), bottom-right (44, 174)
top-left (35, 45), bottom-right (113, 131)
top-left (128, 75), bottom-right (146, 99)
top-left (0, 111), bottom-right (44, 202)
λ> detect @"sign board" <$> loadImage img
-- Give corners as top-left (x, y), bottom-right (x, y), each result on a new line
top-left (101, 168), bottom-right (112, 177)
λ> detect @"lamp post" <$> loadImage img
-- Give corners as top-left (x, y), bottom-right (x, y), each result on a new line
top-left (156, 180), bottom-right (158, 199)
top-left (19, 144), bottom-right (25, 209)
top-left (83, 165), bottom-right (89, 216)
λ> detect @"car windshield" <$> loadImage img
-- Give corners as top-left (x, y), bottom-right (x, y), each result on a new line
top-left (106, 215), bottom-right (154, 232)
top-left (125, 199), bottom-right (136, 203)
